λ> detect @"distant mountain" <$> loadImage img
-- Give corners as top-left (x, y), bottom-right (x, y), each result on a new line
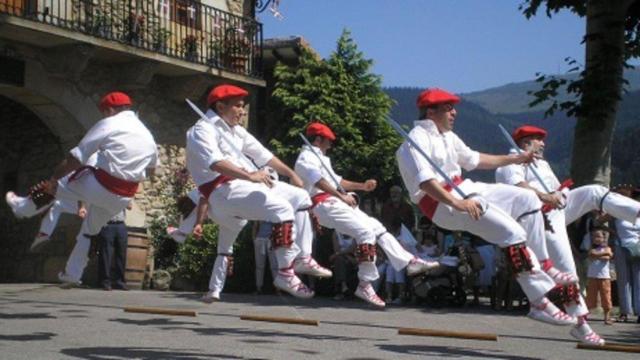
top-left (462, 68), bottom-right (640, 115)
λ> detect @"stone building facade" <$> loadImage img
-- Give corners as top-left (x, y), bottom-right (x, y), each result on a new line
top-left (0, 0), bottom-right (266, 282)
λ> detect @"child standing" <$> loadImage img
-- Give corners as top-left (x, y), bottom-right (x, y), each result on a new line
top-left (586, 226), bottom-right (615, 325)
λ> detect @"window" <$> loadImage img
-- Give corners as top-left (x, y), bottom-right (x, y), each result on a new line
top-left (157, 0), bottom-right (170, 20)
top-left (173, 0), bottom-right (201, 29)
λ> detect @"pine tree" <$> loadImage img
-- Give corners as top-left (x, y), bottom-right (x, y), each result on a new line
top-left (269, 29), bottom-right (399, 191)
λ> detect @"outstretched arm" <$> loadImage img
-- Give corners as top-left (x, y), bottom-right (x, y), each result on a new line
top-left (476, 152), bottom-right (534, 170)
top-left (340, 179), bottom-right (377, 192)
top-left (267, 157), bottom-right (304, 188)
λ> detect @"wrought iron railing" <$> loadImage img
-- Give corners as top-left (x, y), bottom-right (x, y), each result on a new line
top-left (0, 0), bottom-right (263, 78)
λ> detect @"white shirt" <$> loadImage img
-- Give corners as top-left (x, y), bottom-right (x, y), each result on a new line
top-left (186, 110), bottom-right (273, 186)
top-left (587, 249), bottom-right (611, 279)
top-left (495, 150), bottom-right (560, 192)
top-left (616, 218), bottom-right (640, 257)
top-left (396, 119), bottom-right (480, 204)
top-left (69, 110), bottom-right (158, 182)
top-left (294, 144), bottom-right (343, 197)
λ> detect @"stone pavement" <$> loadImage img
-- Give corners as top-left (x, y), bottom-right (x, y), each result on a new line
top-left (0, 284), bottom-right (638, 359)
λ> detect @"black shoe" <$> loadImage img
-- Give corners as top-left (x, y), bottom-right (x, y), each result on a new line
top-left (102, 284), bottom-right (112, 291)
top-left (112, 283), bottom-right (129, 291)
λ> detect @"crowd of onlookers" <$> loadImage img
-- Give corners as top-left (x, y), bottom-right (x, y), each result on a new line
top-left (249, 185), bottom-right (640, 324)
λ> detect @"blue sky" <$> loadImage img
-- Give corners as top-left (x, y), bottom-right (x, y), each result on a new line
top-left (259, 1), bottom-right (585, 93)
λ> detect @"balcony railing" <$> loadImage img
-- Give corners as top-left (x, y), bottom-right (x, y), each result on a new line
top-left (0, 0), bottom-right (263, 78)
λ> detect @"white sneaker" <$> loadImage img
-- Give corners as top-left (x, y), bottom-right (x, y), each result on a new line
top-left (57, 271), bottom-right (81, 289)
top-left (201, 290), bottom-right (220, 303)
top-left (354, 282), bottom-right (385, 308)
top-left (29, 233), bottom-right (50, 253)
top-left (5, 191), bottom-right (26, 218)
top-left (166, 226), bottom-right (186, 244)
top-left (406, 258), bottom-right (440, 276)
top-left (273, 274), bottom-right (314, 299)
top-left (5, 191), bottom-right (50, 218)
top-left (570, 323), bottom-right (605, 345)
top-left (528, 298), bottom-right (577, 326)
top-left (294, 257), bottom-right (332, 278)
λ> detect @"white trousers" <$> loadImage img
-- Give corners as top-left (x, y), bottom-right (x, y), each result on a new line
top-left (313, 197), bottom-right (414, 282)
top-left (431, 180), bottom-right (555, 301)
top-left (544, 185), bottom-right (640, 316)
top-left (8, 195), bottom-right (76, 236)
top-left (54, 172), bottom-right (131, 282)
top-left (178, 209), bottom-right (198, 235)
top-left (207, 180), bottom-right (311, 292)
top-left (39, 199), bottom-right (78, 236)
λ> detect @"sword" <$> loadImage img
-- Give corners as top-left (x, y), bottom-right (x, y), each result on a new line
top-left (497, 124), bottom-right (552, 194)
top-left (298, 133), bottom-right (346, 193)
top-left (185, 99), bottom-right (258, 172)
top-left (385, 117), bottom-right (467, 198)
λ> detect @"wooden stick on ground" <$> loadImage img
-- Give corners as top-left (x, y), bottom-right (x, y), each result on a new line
top-left (398, 327), bottom-right (498, 341)
top-left (577, 343), bottom-right (640, 353)
top-left (240, 314), bottom-right (319, 326)
top-left (123, 306), bottom-right (197, 317)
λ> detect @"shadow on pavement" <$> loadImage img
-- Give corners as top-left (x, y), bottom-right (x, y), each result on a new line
top-left (0, 312), bottom-right (56, 319)
top-left (0, 332), bottom-right (56, 341)
top-left (167, 325), bottom-right (386, 342)
top-left (377, 344), bottom-right (543, 360)
top-left (109, 317), bottom-right (200, 327)
top-left (60, 347), bottom-right (246, 359)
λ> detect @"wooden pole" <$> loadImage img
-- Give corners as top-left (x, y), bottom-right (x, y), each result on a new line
top-left (123, 306), bottom-right (197, 317)
top-left (577, 343), bottom-right (640, 353)
top-left (398, 327), bottom-right (498, 341)
top-left (240, 314), bottom-right (319, 326)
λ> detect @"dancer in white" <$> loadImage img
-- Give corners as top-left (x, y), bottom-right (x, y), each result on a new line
top-left (295, 122), bottom-right (438, 308)
top-left (186, 84), bottom-right (330, 302)
top-left (496, 125), bottom-right (640, 344)
top-left (7, 91), bottom-right (158, 286)
top-left (396, 88), bottom-right (575, 325)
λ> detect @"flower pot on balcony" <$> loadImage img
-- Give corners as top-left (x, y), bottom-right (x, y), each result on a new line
top-left (224, 53), bottom-right (249, 72)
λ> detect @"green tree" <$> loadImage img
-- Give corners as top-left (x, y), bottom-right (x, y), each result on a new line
top-left (521, 0), bottom-right (640, 186)
top-left (269, 29), bottom-right (398, 190)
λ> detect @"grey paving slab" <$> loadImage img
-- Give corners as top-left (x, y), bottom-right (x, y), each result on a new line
top-left (0, 284), bottom-right (638, 359)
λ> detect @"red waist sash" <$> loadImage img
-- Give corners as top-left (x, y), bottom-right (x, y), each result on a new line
top-left (198, 175), bottom-right (233, 199)
top-left (69, 166), bottom-right (139, 197)
top-left (418, 176), bottom-right (463, 219)
top-left (311, 192), bottom-right (333, 208)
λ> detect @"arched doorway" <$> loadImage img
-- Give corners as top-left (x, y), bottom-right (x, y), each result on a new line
top-left (0, 94), bottom-right (82, 282)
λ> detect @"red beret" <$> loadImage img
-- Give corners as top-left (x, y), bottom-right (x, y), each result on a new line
top-left (207, 84), bottom-right (248, 107)
top-left (512, 125), bottom-right (547, 142)
top-left (99, 92), bottom-right (132, 112)
top-left (416, 88), bottom-right (460, 108)
top-left (306, 122), bottom-right (336, 141)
